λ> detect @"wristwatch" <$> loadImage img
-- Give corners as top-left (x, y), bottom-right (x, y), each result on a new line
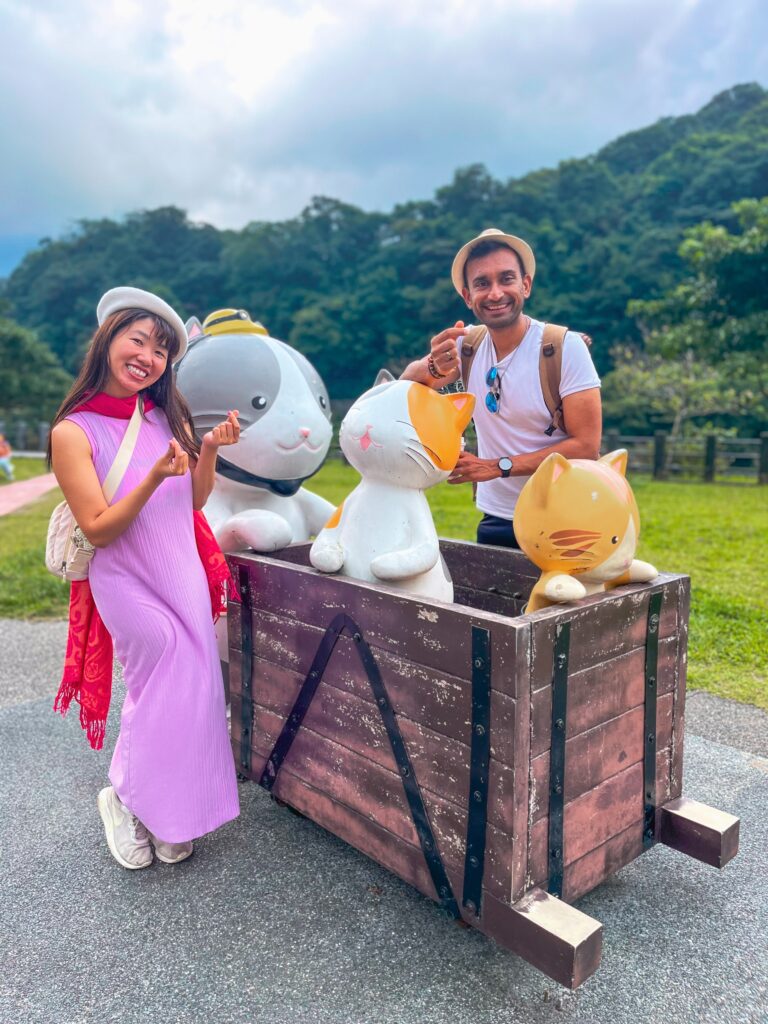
top-left (498, 456), bottom-right (513, 478)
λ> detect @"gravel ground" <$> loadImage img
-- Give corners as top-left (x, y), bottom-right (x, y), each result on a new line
top-left (1, 618), bottom-right (766, 1024)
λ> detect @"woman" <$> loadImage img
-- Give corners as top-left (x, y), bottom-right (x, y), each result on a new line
top-left (50, 286), bottom-right (241, 869)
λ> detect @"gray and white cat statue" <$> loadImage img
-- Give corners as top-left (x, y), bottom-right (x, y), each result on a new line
top-left (175, 308), bottom-right (334, 553)
top-left (310, 376), bottom-right (475, 602)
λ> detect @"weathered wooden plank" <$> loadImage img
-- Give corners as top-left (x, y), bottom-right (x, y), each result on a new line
top-left (231, 696), bottom-right (516, 902)
top-left (230, 607), bottom-right (520, 766)
top-left (510, 623), bottom-right (532, 903)
top-left (659, 797), bottom-right (740, 868)
top-left (257, 756), bottom-right (451, 903)
top-left (256, 763), bottom-right (600, 988)
top-left (529, 577), bottom-right (685, 689)
top-left (482, 888), bottom-right (603, 990)
top-left (245, 538), bottom-right (540, 590)
top-left (230, 657), bottom-right (518, 836)
top-left (528, 750), bottom-right (672, 890)
top-left (669, 577), bottom-right (691, 800)
top-left (529, 761), bottom-right (643, 883)
top-left (439, 538), bottom-right (540, 592)
top-left (530, 636), bottom-right (678, 756)
top-left (453, 585), bottom-right (527, 619)
top-left (562, 821), bottom-right (643, 903)
top-left (530, 694), bottom-right (674, 821)
top-left (254, 542), bottom-right (312, 567)
top-left (228, 553), bottom-right (526, 696)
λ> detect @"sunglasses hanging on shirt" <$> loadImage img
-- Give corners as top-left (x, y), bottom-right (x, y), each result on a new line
top-left (485, 365), bottom-right (503, 413)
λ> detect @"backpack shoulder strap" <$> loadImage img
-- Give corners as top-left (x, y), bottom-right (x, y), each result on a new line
top-left (539, 324), bottom-right (594, 436)
top-left (459, 325), bottom-right (487, 390)
top-left (540, 323), bottom-right (568, 436)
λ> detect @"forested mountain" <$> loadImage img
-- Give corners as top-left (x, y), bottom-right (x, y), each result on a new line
top-left (2, 82), bottom-right (767, 414)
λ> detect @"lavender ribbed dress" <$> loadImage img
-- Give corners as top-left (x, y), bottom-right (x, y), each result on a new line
top-left (66, 407), bottom-right (239, 842)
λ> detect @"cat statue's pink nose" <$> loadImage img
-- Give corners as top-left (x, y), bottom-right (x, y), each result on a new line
top-left (300, 427), bottom-right (311, 438)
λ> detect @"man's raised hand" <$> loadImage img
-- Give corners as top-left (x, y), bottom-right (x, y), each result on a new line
top-left (429, 321), bottom-right (465, 381)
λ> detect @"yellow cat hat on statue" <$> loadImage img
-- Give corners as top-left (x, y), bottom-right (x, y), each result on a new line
top-left (515, 450), bottom-right (658, 613)
top-left (202, 309), bottom-right (269, 336)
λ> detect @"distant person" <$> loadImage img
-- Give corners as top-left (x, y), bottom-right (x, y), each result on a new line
top-left (401, 228), bottom-right (602, 548)
top-left (0, 434), bottom-right (14, 480)
top-left (49, 287), bottom-right (242, 870)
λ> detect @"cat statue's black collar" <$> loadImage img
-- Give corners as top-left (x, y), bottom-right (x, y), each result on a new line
top-left (214, 454), bottom-right (307, 497)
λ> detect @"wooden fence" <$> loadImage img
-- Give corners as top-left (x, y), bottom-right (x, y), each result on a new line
top-left (4, 418), bottom-right (766, 484)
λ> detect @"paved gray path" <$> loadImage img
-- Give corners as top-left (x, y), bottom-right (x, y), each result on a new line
top-left (0, 474), bottom-right (58, 515)
top-left (1, 619), bottom-right (766, 1024)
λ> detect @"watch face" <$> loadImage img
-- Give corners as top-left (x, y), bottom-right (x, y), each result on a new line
top-left (498, 457), bottom-right (513, 472)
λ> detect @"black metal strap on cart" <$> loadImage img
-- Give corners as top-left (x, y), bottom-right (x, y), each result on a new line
top-left (258, 612), bottom-right (461, 920)
top-left (462, 627), bottom-right (492, 917)
top-left (238, 566), bottom-right (254, 774)
top-left (547, 621), bottom-right (571, 898)
top-left (643, 591), bottom-right (664, 850)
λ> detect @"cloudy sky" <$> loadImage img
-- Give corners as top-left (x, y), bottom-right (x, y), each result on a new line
top-left (0, 0), bottom-right (766, 272)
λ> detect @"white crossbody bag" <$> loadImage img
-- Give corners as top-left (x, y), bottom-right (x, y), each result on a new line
top-left (45, 399), bottom-right (144, 581)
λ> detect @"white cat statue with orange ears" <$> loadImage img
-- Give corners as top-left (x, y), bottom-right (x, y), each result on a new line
top-left (310, 378), bottom-right (475, 602)
top-left (514, 449), bottom-right (659, 614)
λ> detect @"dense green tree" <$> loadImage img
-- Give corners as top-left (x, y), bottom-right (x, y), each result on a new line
top-left (604, 197), bottom-right (768, 434)
top-left (0, 317), bottom-right (72, 422)
top-left (2, 81), bottom-right (766, 430)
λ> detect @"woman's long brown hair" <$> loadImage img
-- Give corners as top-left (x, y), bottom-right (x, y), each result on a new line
top-left (48, 309), bottom-right (200, 466)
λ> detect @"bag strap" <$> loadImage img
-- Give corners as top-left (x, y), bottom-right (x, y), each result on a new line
top-left (539, 324), bottom-right (593, 436)
top-left (101, 397), bottom-right (144, 502)
top-left (459, 325), bottom-right (488, 389)
top-left (540, 323), bottom-right (569, 436)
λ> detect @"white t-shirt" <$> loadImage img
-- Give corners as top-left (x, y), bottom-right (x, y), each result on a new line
top-left (463, 318), bottom-right (601, 519)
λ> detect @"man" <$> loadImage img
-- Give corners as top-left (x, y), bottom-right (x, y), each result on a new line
top-left (401, 228), bottom-right (601, 547)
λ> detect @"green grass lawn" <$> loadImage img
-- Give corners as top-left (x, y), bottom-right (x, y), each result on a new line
top-left (1, 460), bottom-right (765, 709)
top-left (0, 455), bottom-right (50, 486)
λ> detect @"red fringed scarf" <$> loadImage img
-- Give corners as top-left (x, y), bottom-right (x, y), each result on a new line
top-left (53, 391), bottom-right (236, 750)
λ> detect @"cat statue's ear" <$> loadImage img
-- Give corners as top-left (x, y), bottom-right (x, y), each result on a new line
top-left (185, 316), bottom-right (204, 339)
top-left (446, 393), bottom-right (474, 433)
top-left (528, 452), bottom-right (571, 508)
top-left (174, 317), bottom-right (205, 369)
top-left (373, 368), bottom-right (395, 387)
top-left (599, 449), bottom-right (629, 477)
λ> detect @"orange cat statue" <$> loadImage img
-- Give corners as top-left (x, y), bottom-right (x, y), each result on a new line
top-left (515, 450), bottom-right (658, 614)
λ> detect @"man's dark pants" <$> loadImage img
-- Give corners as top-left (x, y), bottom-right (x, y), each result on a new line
top-left (476, 512), bottom-right (520, 549)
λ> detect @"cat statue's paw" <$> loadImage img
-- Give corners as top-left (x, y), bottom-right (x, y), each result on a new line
top-left (544, 574), bottom-right (588, 604)
top-left (219, 510), bottom-right (293, 553)
top-left (370, 544), bottom-right (439, 582)
top-left (310, 539), bottom-right (345, 574)
top-left (628, 559), bottom-right (658, 583)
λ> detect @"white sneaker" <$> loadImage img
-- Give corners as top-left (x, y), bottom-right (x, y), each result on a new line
top-left (97, 786), bottom-right (153, 870)
top-left (149, 832), bottom-right (194, 865)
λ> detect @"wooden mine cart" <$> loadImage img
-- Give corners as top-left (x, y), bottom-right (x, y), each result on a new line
top-left (227, 540), bottom-right (739, 988)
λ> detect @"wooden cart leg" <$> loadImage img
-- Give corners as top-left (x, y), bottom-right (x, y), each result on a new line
top-left (658, 797), bottom-right (740, 868)
top-left (481, 888), bottom-right (603, 989)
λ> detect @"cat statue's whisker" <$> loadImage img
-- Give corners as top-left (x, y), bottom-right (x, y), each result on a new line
top-left (404, 443), bottom-right (434, 469)
top-left (403, 450), bottom-right (431, 476)
top-left (399, 425), bottom-right (443, 465)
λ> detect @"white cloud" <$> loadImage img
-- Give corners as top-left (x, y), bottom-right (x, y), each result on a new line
top-left (0, 0), bottom-right (765, 240)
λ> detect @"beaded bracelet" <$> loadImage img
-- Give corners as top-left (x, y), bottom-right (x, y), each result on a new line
top-left (427, 355), bottom-right (447, 379)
